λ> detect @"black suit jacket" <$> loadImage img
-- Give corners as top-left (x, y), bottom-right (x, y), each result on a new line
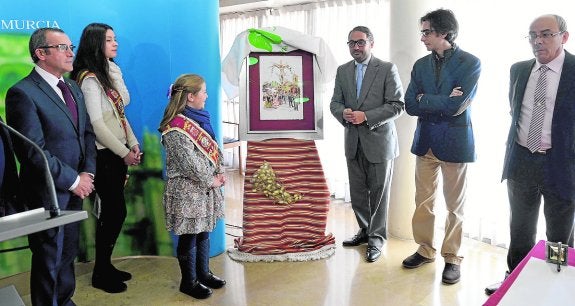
top-left (0, 116), bottom-right (20, 216)
top-left (6, 69), bottom-right (96, 210)
top-left (502, 51), bottom-right (575, 200)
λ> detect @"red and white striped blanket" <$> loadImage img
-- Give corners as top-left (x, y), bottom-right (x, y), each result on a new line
top-left (231, 138), bottom-right (335, 260)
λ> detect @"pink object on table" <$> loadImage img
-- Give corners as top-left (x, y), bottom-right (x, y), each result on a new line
top-left (483, 240), bottom-right (575, 305)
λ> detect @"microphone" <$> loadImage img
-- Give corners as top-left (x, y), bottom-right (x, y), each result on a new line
top-left (0, 120), bottom-right (60, 218)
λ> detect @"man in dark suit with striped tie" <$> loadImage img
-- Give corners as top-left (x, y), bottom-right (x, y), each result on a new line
top-left (486, 14), bottom-right (575, 296)
top-left (6, 27), bottom-right (96, 306)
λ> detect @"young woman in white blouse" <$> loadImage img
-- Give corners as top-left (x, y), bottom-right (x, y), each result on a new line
top-left (71, 23), bottom-right (141, 294)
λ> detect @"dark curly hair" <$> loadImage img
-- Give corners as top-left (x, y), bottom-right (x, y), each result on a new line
top-left (421, 9), bottom-right (458, 45)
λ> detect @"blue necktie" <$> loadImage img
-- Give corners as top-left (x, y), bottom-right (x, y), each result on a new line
top-left (356, 63), bottom-right (364, 98)
top-left (57, 80), bottom-right (78, 127)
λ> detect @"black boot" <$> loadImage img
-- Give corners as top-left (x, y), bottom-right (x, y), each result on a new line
top-left (177, 234), bottom-right (212, 299)
top-left (92, 221), bottom-right (127, 293)
top-left (92, 271), bottom-right (127, 293)
top-left (109, 265), bottom-right (132, 282)
top-left (92, 185), bottom-right (131, 284)
top-left (197, 235), bottom-right (226, 289)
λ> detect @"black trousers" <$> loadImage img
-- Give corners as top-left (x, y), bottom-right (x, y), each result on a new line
top-left (94, 149), bottom-right (128, 267)
top-left (506, 143), bottom-right (575, 271)
top-left (29, 197), bottom-right (81, 306)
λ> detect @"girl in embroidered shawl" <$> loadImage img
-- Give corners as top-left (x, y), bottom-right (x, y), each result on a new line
top-left (71, 23), bottom-right (140, 294)
top-left (158, 74), bottom-right (226, 299)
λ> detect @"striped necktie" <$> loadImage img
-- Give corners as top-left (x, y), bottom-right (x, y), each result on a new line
top-left (526, 65), bottom-right (549, 153)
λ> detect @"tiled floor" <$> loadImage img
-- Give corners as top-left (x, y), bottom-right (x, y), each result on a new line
top-left (0, 169), bottom-right (507, 305)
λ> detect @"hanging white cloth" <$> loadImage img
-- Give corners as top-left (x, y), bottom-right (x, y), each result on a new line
top-left (221, 26), bottom-right (338, 100)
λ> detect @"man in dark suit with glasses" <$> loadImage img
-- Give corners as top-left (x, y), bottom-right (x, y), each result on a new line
top-left (486, 14), bottom-right (575, 296)
top-left (6, 27), bottom-right (96, 306)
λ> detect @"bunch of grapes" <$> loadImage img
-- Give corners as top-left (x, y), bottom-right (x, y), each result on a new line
top-left (251, 161), bottom-right (302, 205)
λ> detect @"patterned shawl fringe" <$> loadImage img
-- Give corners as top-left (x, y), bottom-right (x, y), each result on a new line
top-left (226, 244), bottom-right (335, 262)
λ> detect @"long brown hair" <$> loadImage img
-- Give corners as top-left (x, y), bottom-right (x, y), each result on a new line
top-left (158, 74), bottom-right (205, 132)
top-left (71, 23), bottom-right (117, 91)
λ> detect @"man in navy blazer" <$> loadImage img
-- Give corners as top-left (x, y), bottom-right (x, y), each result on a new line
top-left (402, 9), bottom-right (481, 285)
top-left (330, 26), bottom-right (404, 263)
top-left (486, 14), bottom-right (575, 296)
top-left (6, 28), bottom-right (96, 306)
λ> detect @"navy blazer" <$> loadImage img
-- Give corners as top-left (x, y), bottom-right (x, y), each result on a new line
top-left (0, 116), bottom-right (20, 216)
top-left (405, 47), bottom-right (481, 163)
top-left (502, 51), bottom-right (575, 200)
top-left (6, 69), bottom-right (96, 210)
top-left (330, 56), bottom-right (404, 163)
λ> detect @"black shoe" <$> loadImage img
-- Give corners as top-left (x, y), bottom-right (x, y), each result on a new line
top-left (180, 280), bottom-right (212, 299)
top-left (342, 231), bottom-right (368, 247)
top-left (402, 252), bottom-right (435, 269)
top-left (485, 271), bottom-right (508, 295)
top-left (110, 266), bottom-right (132, 281)
top-left (442, 263), bottom-right (461, 284)
top-left (366, 245), bottom-right (381, 262)
top-left (92, 273), bottom-right (127, 293)
top-left (484, 281), bottom-right (502, 295)
top-left (200, 271), bottom-right (226, 289)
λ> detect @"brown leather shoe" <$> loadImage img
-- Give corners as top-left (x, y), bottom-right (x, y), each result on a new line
top-left (402, 252), bottom-right (434, 269)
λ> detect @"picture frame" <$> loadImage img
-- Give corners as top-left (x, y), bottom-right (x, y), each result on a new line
top-left (238, 49), bottom-right (323, 141)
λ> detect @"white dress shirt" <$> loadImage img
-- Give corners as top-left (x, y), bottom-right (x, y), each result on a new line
top-left (516, 50), bottom-right (565, 150)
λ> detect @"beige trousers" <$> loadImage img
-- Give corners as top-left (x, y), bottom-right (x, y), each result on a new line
top-left (412, 150), bottom-right (467, 265)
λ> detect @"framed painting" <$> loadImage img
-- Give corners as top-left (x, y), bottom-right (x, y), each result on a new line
top-left (238, 49), bottom-right (323, 141)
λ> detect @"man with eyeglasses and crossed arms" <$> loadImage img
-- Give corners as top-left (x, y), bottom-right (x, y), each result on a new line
top-left (330, 26), bottom-right (404, 263)
top-left (401, 8), bottom-right (481, 285)
top-left (485, 14), bottom-right (575, 296)
top-left (6, 28), bottom-right (96, 305)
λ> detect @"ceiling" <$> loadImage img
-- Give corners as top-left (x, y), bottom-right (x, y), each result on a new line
top-left (219, 0), bottom-right (319, 14)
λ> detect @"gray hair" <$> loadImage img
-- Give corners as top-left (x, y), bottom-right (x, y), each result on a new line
top-left (555, 14), bottom-right (568, 32)
top-left (29, 27), bottom-right (65, 63)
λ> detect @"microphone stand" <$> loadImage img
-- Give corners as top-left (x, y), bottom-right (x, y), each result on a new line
top-left (0, 120), bottom-right (60, 218)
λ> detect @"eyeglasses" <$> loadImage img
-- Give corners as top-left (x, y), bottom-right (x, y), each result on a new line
top-left (420, 29), bottom-right (435, 37)
top-left (38, 44), bottom-right (76, 52)
top-left (526, 31), bottom-right (564, 41)
top-left (347, 39), bottom-right (368, 48)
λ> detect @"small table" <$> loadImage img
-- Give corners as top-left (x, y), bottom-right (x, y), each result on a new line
top-left (483, 240), bottom-right (575, 305)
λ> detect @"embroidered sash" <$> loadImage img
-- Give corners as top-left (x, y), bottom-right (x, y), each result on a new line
top-left (77, 71), bottom-right (128, 138)
top-left (162, 114), bottom-right (220, 167)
